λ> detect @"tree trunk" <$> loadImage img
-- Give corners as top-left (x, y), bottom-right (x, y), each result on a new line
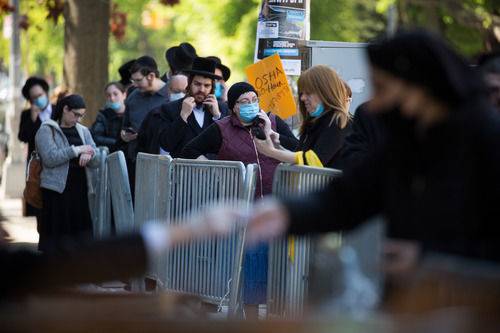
top-left (63, 0), bottom-right (109, 127)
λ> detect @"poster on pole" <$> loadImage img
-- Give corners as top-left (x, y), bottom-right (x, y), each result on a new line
top-left (254, 0), bottom-right (309, 76)
top-left (246, 53), bottom-right (297, 119)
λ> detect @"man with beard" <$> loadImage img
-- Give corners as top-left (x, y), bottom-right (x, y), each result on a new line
top-left (157, 57), bottom-right (229, 157)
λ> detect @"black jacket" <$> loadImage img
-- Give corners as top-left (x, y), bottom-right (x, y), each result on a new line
top-left (0, 234), bottom-right (147, 298)
top-left (157, 97), bottom-right (230, 157)
top-left (137, 106), bottom-right (170, 155)
top-left (18, 108), bottom-right (49, 162)
top-left (286, 105), bottom-right (500, 262)
top-left (298, 113), bottom-right (351, 168)
top-left (335, 103), bottom-right (385, 169)
top-left (90, 108), bottom-right (124, 152)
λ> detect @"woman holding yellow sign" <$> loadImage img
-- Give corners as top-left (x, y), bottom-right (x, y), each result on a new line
top-left (255, 65), bottom-right (352, 168)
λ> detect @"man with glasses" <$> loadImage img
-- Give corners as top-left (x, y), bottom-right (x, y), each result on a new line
top-left (155, 57), bottom-right (230, 158)
top-left (118, 56), bottom-right (168, 189)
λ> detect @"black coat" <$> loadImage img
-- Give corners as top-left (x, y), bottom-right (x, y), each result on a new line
top-left (157, 97), bottom-right (230, 157)
top-left (90, 108), bottom-right (124, 152)
top-left (298, 113), bottom-right (351, 168)
top-left (0, 234), bottom-right (147, 298)
top-left (18, 109), bottom-right (42, 162)
top-left (137, 106), bottom-right (170, 155)
top-left (285, 104), bottom-right (500, 262)
top-left (335, 103), bottom-right (385, 169)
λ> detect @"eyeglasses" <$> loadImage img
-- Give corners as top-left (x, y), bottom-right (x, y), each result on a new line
top-left (71, 110), bottom-right (85, 119)
top-left (236, 97), bottom-right (259, 105)
top-left (130, 76), bottom-right (146, 84)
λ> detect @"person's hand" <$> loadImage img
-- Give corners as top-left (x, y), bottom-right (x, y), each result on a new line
top-left (181, 96), bottom-right (196, 122)
top-left (269, 130), bottom-right (280, 148)
top-left (245, 198), bottom-right (289, 245)
top-left (120, 130), bottom-right (138, 142)
top-left (383, 239), bottom-right (420, 278)
top-left (203, 94), bottom-right (221, 119)
top-left (77, 145), bottom-right (94, 156)
top-left (0, 223), bottom-right (12, 245)
top-left (79, 153), bottom-right (92, 167)
top-left (254, 135), bottom-right (276, 157)
top-left (257, 111), bottom-right (272, 135)
top-left (30, 104), bottom-right (41, 122)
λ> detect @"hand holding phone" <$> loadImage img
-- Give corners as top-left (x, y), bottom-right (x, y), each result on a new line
top-left (203, 94), bottom-right (221, 118)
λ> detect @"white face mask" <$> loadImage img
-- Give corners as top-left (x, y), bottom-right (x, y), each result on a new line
top-left (170, 92), bottom-right (185, 101)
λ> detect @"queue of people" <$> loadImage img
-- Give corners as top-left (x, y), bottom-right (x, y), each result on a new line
top-left (12, 31), bottom-right (500, 304)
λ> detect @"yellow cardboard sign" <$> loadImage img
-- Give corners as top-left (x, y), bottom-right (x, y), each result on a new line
top-left (245, 54), bottom-right (297, 119)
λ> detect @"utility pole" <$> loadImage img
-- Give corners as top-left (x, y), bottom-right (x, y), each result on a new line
top-left (1, 0), bottom-right (25, 198)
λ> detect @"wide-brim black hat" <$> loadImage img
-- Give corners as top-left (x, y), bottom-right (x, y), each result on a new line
top-left (207, 56), bottom-right (231, 81)
top-left (184, 57), bottom-right (223, 80)
top-left (165, 42), bottom-right (197, 72)
top-left (118, 59), bottom-right (136, 85)
top-left (22, 76), bottom-right (49, 100)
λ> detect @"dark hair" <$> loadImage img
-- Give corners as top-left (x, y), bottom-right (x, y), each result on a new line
top-left (187, 75), bottom-right (215, 95)
top-left (104, 81), bottom-right (126, 93)
top-left (130, 56), bottom-right (160, 78)
top-left (51, 94), bottom-right (86, 121)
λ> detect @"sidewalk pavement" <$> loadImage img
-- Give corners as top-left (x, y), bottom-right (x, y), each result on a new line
top-left (1, 197), bottom-right (38, 250)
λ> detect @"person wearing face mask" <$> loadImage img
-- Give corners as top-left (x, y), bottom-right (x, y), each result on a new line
top-left (207, 56), bottom-right (231, 103)
top-left (254, 65), bottom-right (352, 168)
top-left (181, 82), bottom-right (298, 196)
top-left (91, 82), bottom-right (126, 152)
top-left (35, 95), bottom-right (100, 254)
top-left (18, 77), bottom-right (54, 221)
top-left (136, 74), bottom-right (189, 155)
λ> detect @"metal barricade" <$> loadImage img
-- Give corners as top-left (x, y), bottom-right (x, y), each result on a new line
top-left (89, 147), bottom-right (112, 239)
top-left (160, 159), bottom-right (256, 308)
top-left (268, 164), bottom-right (342, 319)
top-left (106, 151), bottom-right (134, 234)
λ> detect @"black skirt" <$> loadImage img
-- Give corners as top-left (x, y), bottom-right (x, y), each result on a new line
top-left (39, 166), bottom-right (93, 253)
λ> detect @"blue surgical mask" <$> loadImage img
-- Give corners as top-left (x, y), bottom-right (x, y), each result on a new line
top-left (34, 95), bottom-right (48, 109)
top-left (238, 102), bottom-right (260, 123)
top-left (170, 92), bottom-right (185, 102)
top-left (214, 82), bottom-right (224, 99)
top-left (310, 103), bottom-right (325, 118)
top-left (105, 101), bottom-right (121, 111)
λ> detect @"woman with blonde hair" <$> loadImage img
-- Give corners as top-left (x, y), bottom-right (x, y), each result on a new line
top-left (256, 65), bottom-right (351, 168)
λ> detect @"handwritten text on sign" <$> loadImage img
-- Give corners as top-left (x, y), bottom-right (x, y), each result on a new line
top-left (245, 53), bottom-right (297, 119)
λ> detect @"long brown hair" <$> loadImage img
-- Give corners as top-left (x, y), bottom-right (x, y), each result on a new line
top-left (298, 65), bottom-right (350, 135)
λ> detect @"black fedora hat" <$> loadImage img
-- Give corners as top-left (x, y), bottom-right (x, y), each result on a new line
top-left (184, 57), bottom-right (223, 80)
top-left (165, 42), bottom-right (197, 72)
top-left (207, 56), bottom-right (231, 81)
top-left (118, 59), bottom-right (136, 85)
top-left (22, 76), bottom-right (49, 100)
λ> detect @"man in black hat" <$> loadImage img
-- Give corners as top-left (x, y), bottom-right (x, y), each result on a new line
top-left (156, 57), bottom-right (229, 157)
top-left (161, 42), bottom-right (197, 84)
top-left (18, 76), bottom-right (54, 220)
top-left (207, 56), bottom-right (231, 103)
top-left (118, 59), bottom-right (136, 95)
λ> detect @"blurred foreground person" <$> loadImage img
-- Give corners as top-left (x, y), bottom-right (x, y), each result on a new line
top-left (35, 95), bottom-right (99, 253)
top-left (244, 30), bottom-right (500, 263)
top-left (477, 52), bottom-right (500, 111)
top-left (0, 206), bottom-right (235, 298)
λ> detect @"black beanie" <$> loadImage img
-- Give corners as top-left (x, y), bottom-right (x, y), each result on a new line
top-left (227, 82), bottom-right (258, 111)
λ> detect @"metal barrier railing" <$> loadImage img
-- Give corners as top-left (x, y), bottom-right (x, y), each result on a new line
top-left (161, 159), bottom-right (256, 308)
top-left (106, 151), bottom-right (134, 234)
top-left (89, 147), bottom-right (111, 239)
top-left (268, 164), bottom-right (342, 319)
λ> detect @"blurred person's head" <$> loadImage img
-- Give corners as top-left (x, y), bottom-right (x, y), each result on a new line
top-left (297, 65), bottom-right (351, 135)
top-left (104, 82), bottom-right (126, 113)
top-left (52, 94), bottom-right (86, 127)
top-left (343, 80), bottom-right (353, 113)
top-left (168, 74), bottom-right (188, 101)
top-left (22, 77), bottom-right (50, 110)
top-left (185, 57), bottom-right (222, 105)
top-left (129, 56), bottom-right (161, 93)
top-left (165, 42), bottom-right (197, 75)
top-left (367, 30), bottom-right (486, 126)
top-left (227, 82), bottom-right (259, 125)
top-left (118, 59), bottom-right (136, 89)
top-left (477, 52), bottom-right (500, 111)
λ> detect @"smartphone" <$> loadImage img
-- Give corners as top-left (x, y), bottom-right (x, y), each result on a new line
top-left (251, 118), bottom-right (266, 140)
